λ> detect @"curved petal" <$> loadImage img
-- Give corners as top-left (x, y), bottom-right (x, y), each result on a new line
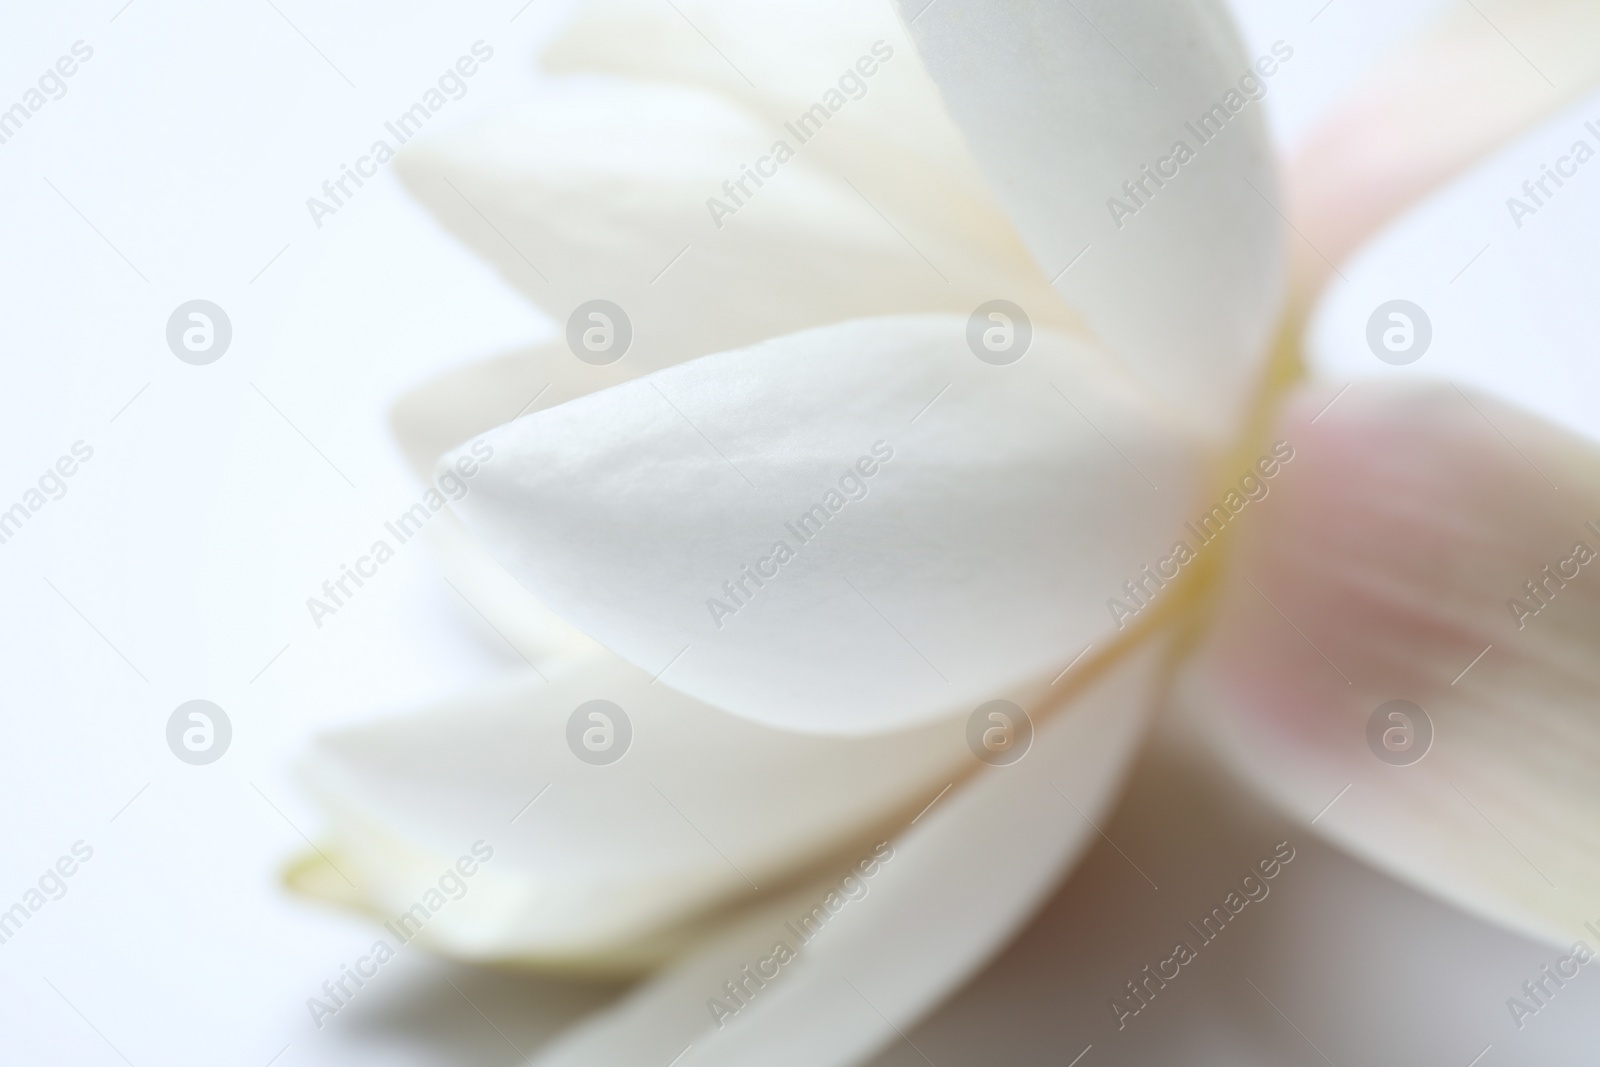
top-left (388, 343), bottom-right (600, 669)
top-left (390, 344), bottom-right (558, 481)
top-left (542, 0), bottom-right (986, 188)
top-left (296, 650), bottom-right (975, 970)
top-left (1290, 0), bottom-right (1600, 292)
top-left (1306, 80), bottom-right (1600, 447)
top-left (898, 0), bottom-right (1285, 439)
top-left (425, 508), bottom-right (597, 667)
top-left (1179, 380), bottom-right (1600, 946)
top-left (394, 77), bottom-right (1078, 385)
top-left (447, 315), bottom-right (1206, 733)
top-left (522, 639), bottom-right (1162, 1067)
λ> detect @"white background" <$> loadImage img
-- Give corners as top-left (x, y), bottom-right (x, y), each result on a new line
top-left (4, 1), bottom-right (1595, 1065)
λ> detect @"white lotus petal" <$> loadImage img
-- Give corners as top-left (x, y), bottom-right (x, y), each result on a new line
top-left (1308, 80), bottom-right (1600, 446)
top-left (540, 0), bottom-right (1013, 260)
top-left (446, 315), bottom-right (1205, 733)
top-left (542, 0), bottom-right (929, 136)
top-left (395, 77), bottom-right (1078, 387)
top-left (526, 639), bottom-right (1162, 1067)
top-left (1290, 0), bottom-right (1600, 285)
top-left (1179, 380), bottom-right (1600, 946)
top-left (423, 508), bottom-right (597, 668)
top-left (390, 344), bottom-right (558, 480)
top-left (389, 343), bottom-right (598, 668)
top-left (543, 0), bottom-right (964, 148)
top-left (298, 651), bottom-right (976, 969)
top-left (898, 0), bottom-right (1285, 439)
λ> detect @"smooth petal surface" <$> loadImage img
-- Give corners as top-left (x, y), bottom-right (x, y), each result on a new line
top-left (1307, 80), bottom-right (1600, 447)
top-left (390, 344), bottom-right (559, 481)
top-left (899, 0), bottom-right (1284, 439)
top-left (425, 508), bottom-right (597, 669)
top-left (297, 652), bottom-right (974, 969)
top-left (1179, 380), bottom-right (1600, 946)
top-left (540, 0), bottom-right (1018, 269)
top-left (1290, 0), bottom-right (1600, 289)
top-left (447, 315), bottom-right (1204, 733)
top-left (395, 77), bottom-right (1078, 387)
top-left (542, 0), bottom-right (988, 185)
top-left (525, 640), bottom-right (1161, 1067)
top-left (389, 343), bottom-right (600, 670)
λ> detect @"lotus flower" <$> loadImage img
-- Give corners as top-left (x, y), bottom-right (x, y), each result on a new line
top-left (287, 1), bottom-right (1600, 1062)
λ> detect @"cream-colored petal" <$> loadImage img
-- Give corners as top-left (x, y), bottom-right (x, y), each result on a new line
top-left (1290, 0), bottom-right (1600, 294)
top-left (523, 639), bottom-right (1162, 1067)
top-left (448, 315), bottom-right (1205, 733)
top-left (899, 0), bottom-right (1285, 439)
top-left (395, 77), bottom-right (1078, 387)
top-left (1179, 380), bottom-right (1600, 946)
top-left (298, 650), bottom-right (976, 970)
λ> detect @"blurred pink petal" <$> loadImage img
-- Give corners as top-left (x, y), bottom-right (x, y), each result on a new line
top-left (1181, 379), bottom-right (1600, 945)
top-left (1290, 0), bottom-right (1600, 296)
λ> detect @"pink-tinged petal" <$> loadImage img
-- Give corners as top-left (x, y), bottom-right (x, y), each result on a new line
top-left (1290, 0), bottom-right (1600, 293)
top-left (1307, 80), bottom-right (1600, 448)
top-left (1180, 379), bottom-right (1600, 945)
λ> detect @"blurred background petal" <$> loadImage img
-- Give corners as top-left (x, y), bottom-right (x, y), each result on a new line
top-left (1181, 380), bottom-right (1600, 946)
